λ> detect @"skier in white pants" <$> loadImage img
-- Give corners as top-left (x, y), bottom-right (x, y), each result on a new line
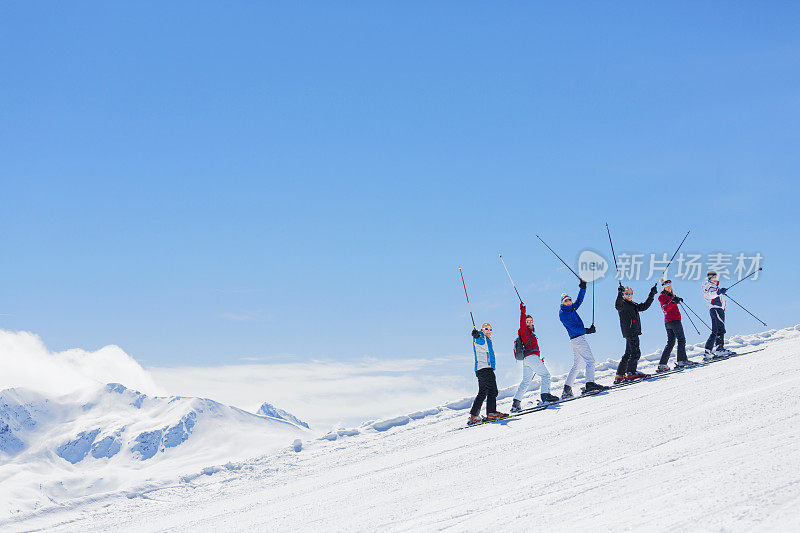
top-left (510, 302), bottom-right (559, 412)
top-left (558, 280), bottom-right (610, 399)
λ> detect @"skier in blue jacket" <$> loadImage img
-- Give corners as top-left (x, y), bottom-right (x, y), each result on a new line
top-left (558, 279), bottom-right (610, 399)
top-left (468, 323), bottom-right (508, 425)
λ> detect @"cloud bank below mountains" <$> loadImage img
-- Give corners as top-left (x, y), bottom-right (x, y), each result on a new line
top-left (149, 356), bottom-right (472, 430)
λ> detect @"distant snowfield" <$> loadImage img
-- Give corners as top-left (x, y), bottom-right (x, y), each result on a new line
top-left (3, 325), bottom-right (800, 532)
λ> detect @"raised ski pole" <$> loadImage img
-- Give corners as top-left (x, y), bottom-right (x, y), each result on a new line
top-left (659, 230), bottom-right (690, 280)
top-left (679, 302), bottom-right (702, 335)
top-left (725, 294), bottom-right (767, 327)
top-left (680, 301), bottom-right (712, 331)
top-left (591, 275), bottom-right (595, 326)
top-left (499, 254), bottom-right (523, 303)
top-left (535, 235), bottom-right (581, 280)
top-left (726, 267), bottom-right (763, 292)
top-left (458, 267), bottom-right (477, 329)
top-left (606, 222), bottom-right (622, 287)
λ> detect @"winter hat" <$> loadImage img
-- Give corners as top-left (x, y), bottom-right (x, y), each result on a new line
top-left (561, 293), bottom-right (571, 303)
top-left (707, 270), bottom-right (717, 279)
top-left (661, 278), bottom-right (672, 287)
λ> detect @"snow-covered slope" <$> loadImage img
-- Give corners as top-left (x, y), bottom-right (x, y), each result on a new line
top-left (3, 325), bottom-right (800, 532)
top-left (0, 383), bottom-right (308, 517)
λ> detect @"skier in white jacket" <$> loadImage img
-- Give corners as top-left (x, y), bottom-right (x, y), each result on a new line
top-left (701, 270), bottom-right (732, 359)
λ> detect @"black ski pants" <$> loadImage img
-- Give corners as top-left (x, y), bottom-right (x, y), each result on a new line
top-left (617, 335), bottom-right (641, 375)
top-left (471, 367), bottom-right (498, 416)
top-left (660, 320), bottom-right (687, 365)
top-left (705, 308), bottom-right (726, 351)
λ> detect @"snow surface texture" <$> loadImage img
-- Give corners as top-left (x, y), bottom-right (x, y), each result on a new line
top-left (2, 325), bottom-right (799, 532)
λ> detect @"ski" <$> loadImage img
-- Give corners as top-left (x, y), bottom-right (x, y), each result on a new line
top-left (461, 405), bottom-right (546, 428)
top-left (459, 390), bottom-right (607, 429)
top-left (689, 347), bottom-right (765, 367)
top-left (460, 347), bottom-right (766, 428)
top-left (607, 372), bottom-right (671, 390)
top-left (544, 389), bottom-right (606, 407)
top-left (607, 348), bottom-right (767, 389)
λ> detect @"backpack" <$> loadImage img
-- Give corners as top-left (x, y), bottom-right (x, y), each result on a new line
top-left (513, 335), bottom-right (526, 361)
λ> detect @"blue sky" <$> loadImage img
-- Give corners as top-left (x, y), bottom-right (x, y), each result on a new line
top-left (2, 3), bottom-right (798, 406)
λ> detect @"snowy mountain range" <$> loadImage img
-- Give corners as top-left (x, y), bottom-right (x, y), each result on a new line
top-left (0, 383), bottom-right (309, 517)
top-left (256, 402), bottom-right (310, 429)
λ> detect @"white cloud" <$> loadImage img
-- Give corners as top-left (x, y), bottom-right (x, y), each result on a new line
top-left (149, 356), bottom-right (473, 431)
top-left (0, 329), bottom-right (162, 398)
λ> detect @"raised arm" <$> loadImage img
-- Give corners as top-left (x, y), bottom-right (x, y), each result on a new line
top-left (573, 286), bottom-right (586, 310)
top-left (702, 281), bottom-right (718, 304)
top-left (519, 302), bottom-right (533, 344)
top-left (658, 292), bottom-right (670, 312)
top-left (637, 284), bottom-right (657, 311)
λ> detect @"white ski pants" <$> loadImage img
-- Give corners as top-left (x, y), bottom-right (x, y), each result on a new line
top-left (513, 353), bottom-right (551, 400)
top-left (565, 334), bottom-right (595, 387)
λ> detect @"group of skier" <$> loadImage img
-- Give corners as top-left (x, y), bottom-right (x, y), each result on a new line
top-left (468, 270), bottom-right (734, 425)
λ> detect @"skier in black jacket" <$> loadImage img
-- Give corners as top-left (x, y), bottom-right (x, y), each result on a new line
top-left (614, 283), bottom-right (657, 383)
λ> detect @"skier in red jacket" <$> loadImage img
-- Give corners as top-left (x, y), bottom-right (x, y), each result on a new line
top-left (656, 279), bottom-right (696, 372)
top-left (510, 303), bottom-right (559, 412)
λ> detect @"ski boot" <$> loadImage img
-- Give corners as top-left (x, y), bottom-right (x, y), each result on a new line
top-left (540, 393), bottom-right (560, 403)
top-left (614, 374), bottom-right (626, 385)
top-left (714, 348), bottom-right (734, 358)
top-left (467, 414), bottom-right (483, 425)
top-left (626, 371), bottom-right (649, 381)
top-left (583, 381), bottom-right (611, 393)
top-left (703, 349), bottom-right (715, 361)
top-left (561, 385), bottom-right (574, 400)
top-left (485, 411), bottom-right (508, 420)
top-left (676, 359), bottom-right (698, 368)
top-left (656, 364), bottom-right (671, 374)
top-left (510, 399), bottom-right (523, 413)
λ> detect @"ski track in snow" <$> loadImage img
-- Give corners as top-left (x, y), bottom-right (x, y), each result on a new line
top-left (2, 325), bottom-right (800, 532)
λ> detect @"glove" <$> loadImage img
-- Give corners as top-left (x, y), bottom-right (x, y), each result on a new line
top-left (586, 324), bottom-right (596, 334)
top-left (520, 301), bottom-right (525, 309)
top-left (650, 284), bottom-right (658, 295)
top-left (718, 288), bottom-right (728, 295)
top-left (618, 285), bottom-right (625, 293)
top-left (579, 279), bottom-right (587, 290)
top-left (472, 328), bottom-right (480, 339)
top-left (671, 296), bottom-right (683, 304)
